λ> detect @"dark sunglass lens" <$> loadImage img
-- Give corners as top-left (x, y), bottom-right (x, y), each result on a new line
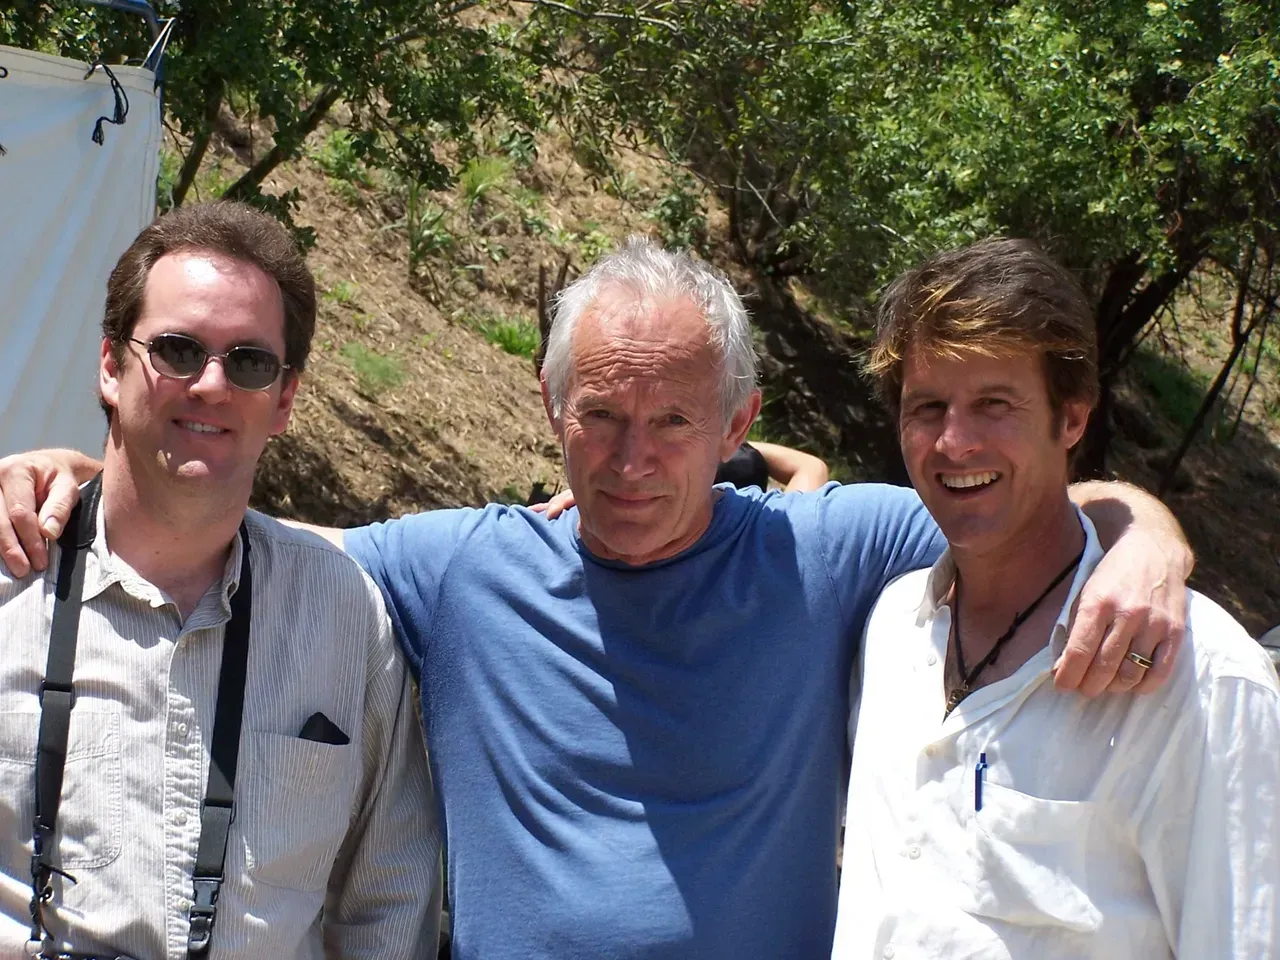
top-left (150, 335), bottom-right (206, 376)
top-left (226, 346), bottom-right (282, 389)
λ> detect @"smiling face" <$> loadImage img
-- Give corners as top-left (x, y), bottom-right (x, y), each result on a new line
top-left (898, 344), bottom-right (1090, 559)
top-left (546, 288), bottom-right (759, 566)
top-left (100, 250), bottom-right (298, 503)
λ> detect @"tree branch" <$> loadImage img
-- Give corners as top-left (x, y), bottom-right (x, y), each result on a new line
top-left (508, 0), bottom-right (677, 32)
top-left (222, 84), bottom-right (342, 201)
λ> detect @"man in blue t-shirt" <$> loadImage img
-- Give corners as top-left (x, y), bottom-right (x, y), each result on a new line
top-left (0, 238), bottom-right (1191, 960)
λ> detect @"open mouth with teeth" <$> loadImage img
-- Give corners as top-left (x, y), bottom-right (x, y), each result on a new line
top-left (177, 420), bottom-right (228, 436)
top-left (939, 470), bottom-right (1002, 492)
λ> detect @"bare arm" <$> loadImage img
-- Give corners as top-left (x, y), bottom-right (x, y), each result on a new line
top-left (0, 447), bottom-right (347, 573)
top-left (284, 520), bottom-right (346, 550)
top-left (749, 441), bottom-right (830, 493)
top-left (1064, 480), bottom-right (1194, 696)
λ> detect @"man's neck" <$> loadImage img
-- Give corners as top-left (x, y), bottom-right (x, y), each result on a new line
top-left (101, 449), bottom-right (247, 619)
top-left (950, 497), bottom-right (1085, 628)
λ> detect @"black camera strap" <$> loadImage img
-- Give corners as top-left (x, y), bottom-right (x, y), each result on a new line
top-left (28, 474), bottom-right (253, 960)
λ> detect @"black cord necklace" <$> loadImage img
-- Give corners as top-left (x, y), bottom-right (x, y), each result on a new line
top-left (945, 547), bottom-right (1086, 716)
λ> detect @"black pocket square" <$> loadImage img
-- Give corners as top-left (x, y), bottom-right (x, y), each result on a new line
top-left (298, 711), bottom-right (350, 745)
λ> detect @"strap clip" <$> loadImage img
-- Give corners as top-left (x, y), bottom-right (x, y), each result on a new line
top-left (186, 876), bottom-right (222, 956)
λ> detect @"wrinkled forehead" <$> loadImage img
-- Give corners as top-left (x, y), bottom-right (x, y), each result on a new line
top-left (569, 290), bottom-right (720, 388)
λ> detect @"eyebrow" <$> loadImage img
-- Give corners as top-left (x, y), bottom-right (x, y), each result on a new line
top-left (170, 329), bottom-right (279, 352)
top-left (901, 383), bottom-right (1022, 405)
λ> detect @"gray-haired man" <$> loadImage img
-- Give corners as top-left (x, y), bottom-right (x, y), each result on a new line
top-left (1, 236), bottom-right (1189, 960)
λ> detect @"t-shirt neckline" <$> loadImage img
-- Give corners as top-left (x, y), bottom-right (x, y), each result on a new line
top-left (568, 485), bottom-right (754, 571)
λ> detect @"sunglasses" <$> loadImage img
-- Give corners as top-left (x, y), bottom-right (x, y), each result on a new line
top-left (127, 333), bottom-right (290, 391)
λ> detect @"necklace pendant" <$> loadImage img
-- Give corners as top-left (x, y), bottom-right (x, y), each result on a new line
top-left (946, 687), bottom-right (967, 712)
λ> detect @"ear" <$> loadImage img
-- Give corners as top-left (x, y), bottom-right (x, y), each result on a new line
top-left (99, 337), bottom-right (121, 414)
top-left (1059, 398), bottom-right (1091, 451)
top-left (539, 374), bottom-right (563, 441)
top-left (268, 371), bottom-right (301, 437)
top-left (719, 389), bottom-right (763, 461)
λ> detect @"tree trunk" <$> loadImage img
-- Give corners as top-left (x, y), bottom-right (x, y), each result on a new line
top-left (223, 85), bottom-right (341, 201)
top-left (1075, 249), bottom-right (1205, 478)
top-left (171, 90), bottom-right (223, 208)
top-left (1157, 245), bottom-right (1258, 495)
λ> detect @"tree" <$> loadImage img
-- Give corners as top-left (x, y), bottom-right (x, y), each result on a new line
top-left (3, 0), bottom-right (543, 240)
top-left (533, 0), bottom-right (1280, 474)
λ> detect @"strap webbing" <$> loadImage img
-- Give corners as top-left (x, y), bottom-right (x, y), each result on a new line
top-left (26, 475), bottom-right (253, 960)
top-left (31, 476), bottom-right (101, 924)
top-left (186, 532), bottom-right (252, 957)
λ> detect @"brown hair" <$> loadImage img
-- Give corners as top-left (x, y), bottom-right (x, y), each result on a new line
top-left (103, 201), bottom-right (316, 373)
top-left (867, 237), bottom-right (1099, 422)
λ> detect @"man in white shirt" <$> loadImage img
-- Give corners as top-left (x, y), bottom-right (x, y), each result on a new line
top-left (832, 237), bottom-right (1280, 959)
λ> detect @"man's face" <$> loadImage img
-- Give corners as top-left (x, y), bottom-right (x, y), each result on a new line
top-left (100, 250), bottom-right (298, 497)
top-left (898, 345), bottom-right (1089, 556)
top-left (546, 290), bottom-right (759, 566)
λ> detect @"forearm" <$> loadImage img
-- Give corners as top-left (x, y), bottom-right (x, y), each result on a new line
top-left (279, 517), bottom-right (346, 550)
top-left (752, 442), bottom-right (830, 493)
top-left (1068, 480), bottom-right (1193, 579)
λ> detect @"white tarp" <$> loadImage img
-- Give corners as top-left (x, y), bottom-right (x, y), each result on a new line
top-left (0, 45), bottom-right (160, 458)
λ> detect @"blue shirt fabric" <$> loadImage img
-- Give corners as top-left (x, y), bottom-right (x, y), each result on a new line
top-left (345, 482), bottom-right (943, 960)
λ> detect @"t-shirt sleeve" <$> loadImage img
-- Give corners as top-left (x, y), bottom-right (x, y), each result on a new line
top-left (809, 481), bottom-right (945, 623)
top-left (344, 509), bottom-right (471, 679)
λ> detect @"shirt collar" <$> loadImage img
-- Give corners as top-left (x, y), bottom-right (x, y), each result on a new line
top-left (914, 505), bottom-right (1104, 659)
top-left (80, 495), bottom-right (248, 616)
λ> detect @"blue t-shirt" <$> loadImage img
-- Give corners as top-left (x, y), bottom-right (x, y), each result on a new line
top-left (346, 483), bottom-right (942, 960)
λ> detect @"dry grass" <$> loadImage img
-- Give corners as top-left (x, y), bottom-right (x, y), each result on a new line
top-left (184, 115), bottom-right (1279, 633)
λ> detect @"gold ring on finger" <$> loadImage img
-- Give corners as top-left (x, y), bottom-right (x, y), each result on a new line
top-left (1126, 650), bottom-right (1154, 671)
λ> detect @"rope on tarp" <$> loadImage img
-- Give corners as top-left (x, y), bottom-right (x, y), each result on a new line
top-left (85, 60), bottom-right (129, 145)
top-left (0, 64), bottom-right (7, 156)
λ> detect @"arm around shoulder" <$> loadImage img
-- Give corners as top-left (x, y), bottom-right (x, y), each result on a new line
top-left (749, 441), bottom-right (831, 493)
top-left (1060, 480), bottom-right (1194, 695)
top-left (0, 447), bottom-right (103, 576)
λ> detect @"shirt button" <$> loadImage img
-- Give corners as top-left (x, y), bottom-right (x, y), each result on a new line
top-left (174, 810), bottom-right (188, 826)
top-left (927, 653), bottom-right (938, 666)
top-left (176, 722), bottom-right (189, 737)
top-left (883, 947), bottom-right (896, 959)
top-left (178, 898), bottom-right (192, 913)
top-left (908, 845), bottom-right (921, 859)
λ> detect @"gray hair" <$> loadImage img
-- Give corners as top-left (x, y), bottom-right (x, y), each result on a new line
top-left (543, 235), bottom-right (758, 422)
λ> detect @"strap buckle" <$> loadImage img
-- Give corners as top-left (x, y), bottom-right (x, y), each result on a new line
top-left (186, 876), bottom-right (222, 956)
top-left (37, 681), bottom-right (74, 709)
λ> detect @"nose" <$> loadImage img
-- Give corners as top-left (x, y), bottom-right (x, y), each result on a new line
top-left (186, 355), bottom-right (233, 403)
top-left (611, 421), bottom-right (657, 478)
top-left (935, 406), bottom-right (981, 461)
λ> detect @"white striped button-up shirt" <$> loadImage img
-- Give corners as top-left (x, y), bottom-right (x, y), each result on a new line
top-left (0, 506), bottom-right (441, 959)
top-left (833, 512), bottom-right (1280, 959)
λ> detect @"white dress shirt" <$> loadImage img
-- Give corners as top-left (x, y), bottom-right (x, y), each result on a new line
top-left (832, 512), bottom-right (1280, 960)
top-left (0, 506), bottom-right (441, 959)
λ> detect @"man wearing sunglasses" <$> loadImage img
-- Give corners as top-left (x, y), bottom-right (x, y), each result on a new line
top-left (0, 202), bottom-right (440, 958)
top-left (0, 237), bottom-right (1192, 960)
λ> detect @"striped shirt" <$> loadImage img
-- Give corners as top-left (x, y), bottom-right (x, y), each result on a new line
top-left (0, 505), bottom-right (441, 959)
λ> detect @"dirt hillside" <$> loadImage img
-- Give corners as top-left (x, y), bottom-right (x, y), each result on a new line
top-left (185, 121), bottom-right (1280, 636)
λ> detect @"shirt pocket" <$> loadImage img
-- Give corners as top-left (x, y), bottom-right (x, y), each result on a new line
top-left (0, 708), bottom-right (123, 871)
top-left (968, 781), bottom-right (1103, 934)
top-left (238, 731), bottom-right (356, 892)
